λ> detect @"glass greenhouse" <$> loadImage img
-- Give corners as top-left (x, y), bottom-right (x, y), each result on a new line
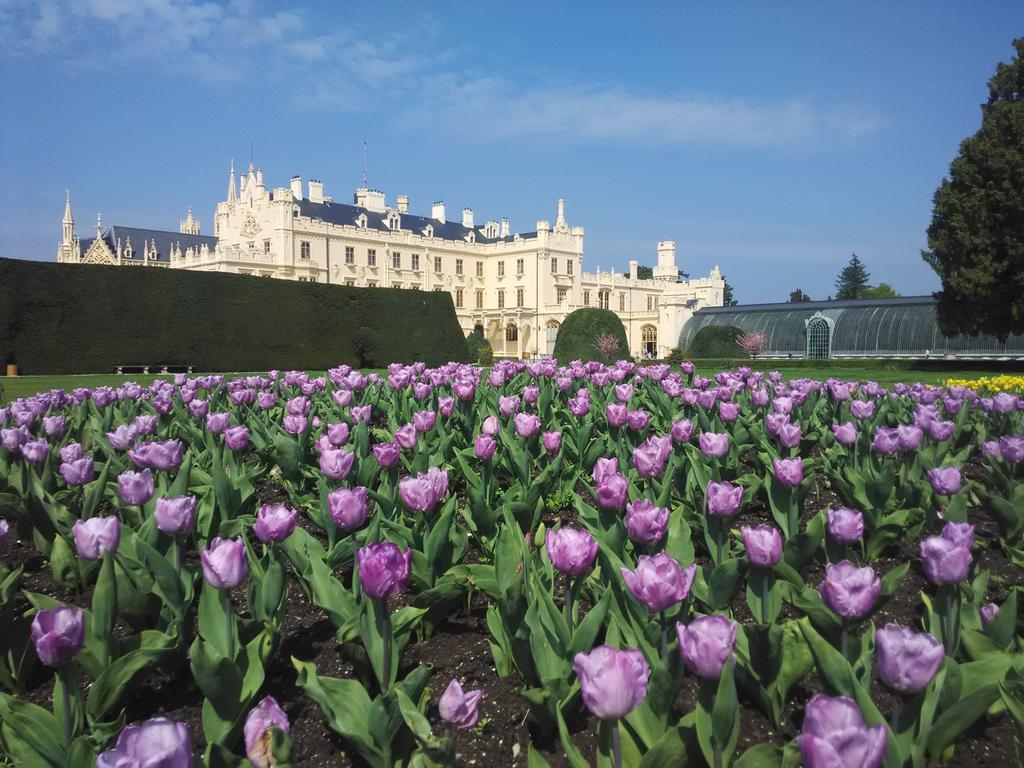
top-left (678, 296), bottom-right (1024, 359)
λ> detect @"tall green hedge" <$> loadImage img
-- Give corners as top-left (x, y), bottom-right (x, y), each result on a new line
top-left (0, 258), bottom-right (468, 374)
top-left (552, 308), bottom-right (630, 362)
top-left (686, 325), bottom-right (743, 358)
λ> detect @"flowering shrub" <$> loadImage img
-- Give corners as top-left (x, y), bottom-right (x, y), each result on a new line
top-left (736, 330), bottom-right (769, 358)
top-left (0, 362), bottom-right (1021, 766)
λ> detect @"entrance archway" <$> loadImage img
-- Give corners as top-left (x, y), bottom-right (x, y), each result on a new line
top-left (641, 324), bottom-right (657, 358)
top-left (806, 315), bottom-right (831, 359)
top-left (546, 320), bottom-right (559, 357)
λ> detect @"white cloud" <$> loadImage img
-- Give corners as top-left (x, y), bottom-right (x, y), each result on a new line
top-left (1, 0), bottom-right (883, 148)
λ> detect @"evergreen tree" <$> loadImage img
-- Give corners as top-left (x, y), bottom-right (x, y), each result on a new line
top-left (788, 288), bottom-right (812, 302)
top-left (722, 279), bottom-right (738, 306)
top-left (923, 38), bottom-right (1024, 338)
top-left (834, 253), bottom-right (871, 299)
top-left (863, 283), bottom-right (900, 299)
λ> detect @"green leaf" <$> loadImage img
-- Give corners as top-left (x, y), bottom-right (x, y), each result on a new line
top-left (926, 683), bottom-right (1001, 757)
top-left (292, 657), bottom-right (381, 763)
top-left (0, 691), bottom-right (66, 768)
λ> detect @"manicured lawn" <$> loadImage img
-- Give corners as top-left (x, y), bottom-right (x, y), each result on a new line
top-left (0, 362), bottom-right (1003, 403)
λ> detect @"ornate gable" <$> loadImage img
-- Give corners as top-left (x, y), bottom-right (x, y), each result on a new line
top-left (82, 236), bottom-right (116, 265)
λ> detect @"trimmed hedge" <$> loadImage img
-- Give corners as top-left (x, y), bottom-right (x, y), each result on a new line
top-left (466, 330), bottom-right (492, 364)
top-left (0, 258), bottom-right (469, 374)
top-left (687, 325), bottom-right (743, 358)
top-left (552, 308), bottom-right (629, 363)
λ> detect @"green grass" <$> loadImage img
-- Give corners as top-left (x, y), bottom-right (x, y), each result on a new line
top-left (0, 362), bottom-right (1001, 403)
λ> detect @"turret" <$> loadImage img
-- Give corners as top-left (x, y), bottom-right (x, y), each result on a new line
top-left (62, 189), bottom-right (74, 245)
top-left (228, 159), bottom-right (237, 203)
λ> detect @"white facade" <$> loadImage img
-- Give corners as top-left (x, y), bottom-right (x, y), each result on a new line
top-left (57, 165), bottom-right (725, 358)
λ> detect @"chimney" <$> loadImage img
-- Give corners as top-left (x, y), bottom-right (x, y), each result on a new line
top-left (396, 195), bottom-right (409, 214)
top-left (308, 180), bottom-right (324, 204)
top-left (500, 217), bottom-right (510, 237)
top-left (290, 176), bottom-right (302, 200)
top-left (462, 207), bottom-right (474, 229)
top-left (556, 198), bottom-right (566, 227)
top-left (256, 168), bottom-right (264, 189)
top-left (432, 201), bottom-right (445, 222)
top-left (629, 260), bottom-right (639, 281)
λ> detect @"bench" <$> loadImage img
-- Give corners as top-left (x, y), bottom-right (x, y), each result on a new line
top-left (115, 365), bottom-right (194, 375)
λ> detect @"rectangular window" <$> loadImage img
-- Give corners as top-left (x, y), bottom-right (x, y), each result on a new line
top-left (584, 290), bottom-right (590, 305)
top-left (300, 241), bottom-right (310, 259)
top-left (298, 276), bottom-right (308, 282)
top-left (476, 290), bottom-right (483, 309)
top-left (456, 289), bottom-right (464, 308)
top-left (455, 258), bottom-right (463, 275)
top-left (557, 287), bottom-right (567, 304)
top-left (567, 260), bottom-right (574, 276)
top-left (599, 291), bottom-right (610, 310)
top-left (476, 261), bottom-right (484, 278)
top-left (411, 253), bottom-right (420, 270)
top-left (517, 258), bottom-right (524, 275)
top-left (310, 275), bottom-right (316, 283)
top-left (435, 256), bottom-right (443, 272)
top-left (619, 293), bottom-right (626, 311)
top-left (498, 290), bottom-right (505, 309)
top-left (367, 249), bottom-right (377, 267)
top-left (516, 288), bottom-right (524, 307)
top-left (550, 258), bottom-right (557, 274)
top-left (647, 296), bottom-right (652, 311)
top-left (263, 240), bottom-right (271, 254)
top-left (498, 261), bottom-right (505, 277)
top-left (345, 246), bottom-right (354, 264)
top-left (392, 252), bottom-right (401, 269)
top-left (654, 296), bottom-right (659, 310)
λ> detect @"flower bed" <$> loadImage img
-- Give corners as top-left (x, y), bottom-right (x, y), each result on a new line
top-left (0, 362), bottom-right (1021, 767)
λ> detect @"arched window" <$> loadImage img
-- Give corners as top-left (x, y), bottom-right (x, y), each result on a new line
top-left (641, 325), bottom-right (657, 358)
top-left (806, 315), bottom-right (831, 359)
top-left (506, 324), bottom-right (519, 342)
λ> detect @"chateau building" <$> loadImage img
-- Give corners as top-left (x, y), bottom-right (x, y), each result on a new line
top-left (57, 165), bottom-right (725, 358)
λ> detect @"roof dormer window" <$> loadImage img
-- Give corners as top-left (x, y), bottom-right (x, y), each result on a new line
top-left (355, 213), bottom-right (368, 229)
top-left (422, 224), bottom-right (434, 239)
top-left (387, 212), bottom-right (401, 230)
top-left (465, 231), bottom-right (476, 244)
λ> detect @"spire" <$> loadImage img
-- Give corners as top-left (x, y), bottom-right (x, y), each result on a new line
top-left (96, 212), bottom-right (102, 239)
top-left (362, 138), bottom-right (368, 186)
top-left (228, 159), bottom-right (237, 203)
top-left (61, 189), bottom-right (74, 247)
top-left (63, 189), bottom-right (73, 223)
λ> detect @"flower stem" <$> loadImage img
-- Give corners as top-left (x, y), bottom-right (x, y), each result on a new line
top-left (612, 718), bottom-right (622, 768)
top-left (59, 666), bottom-right (72, 750)
top-left (760, 570), bottom-right (770, 624)
top-left (841, 624), bottom-right (849, 660)
top-left (565, 580), bottom-right (575, 632)
top-left (660, 611), bottom-right (667, 657)
top-left (889, 698), bottom-right (902, 737)
top-left (381, 602), bottom-right (392, 693)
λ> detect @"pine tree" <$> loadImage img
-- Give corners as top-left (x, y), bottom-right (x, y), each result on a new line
top-left (923, 38), bottom-right (1024, 338)
top-left (834, 253), bottom-right (871, 300)
top-left (788, 288), bottom-right (812, 302)
top-left (722, 280), bottom-right (738, 306)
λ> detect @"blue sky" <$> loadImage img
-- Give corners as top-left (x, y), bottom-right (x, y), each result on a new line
top-left (0, 1), bottom-right (1019, 303)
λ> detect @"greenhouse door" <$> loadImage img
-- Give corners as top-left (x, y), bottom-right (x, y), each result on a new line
top-left (806, 317), bottom-right (831, 359)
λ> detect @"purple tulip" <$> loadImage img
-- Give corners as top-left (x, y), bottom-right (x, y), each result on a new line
top-left (21, 439), bottom-right (49, 465)
top-left (253, 503), bottom-right (297, 543)
top-left (741, 525), bottom-right (783, 568)
top-left (765, 412), bottom-right (789, 438)
top-left (941, 521), bottom-right (974, 548)
top-left (606, 402), bottom-right (628, 428)
top-left (499, 396), bottom-right (520, 417)
top-left (820, 561), bottom-right (881, 620)
top-left (320, 448), bottom-right (355, 480)
top-left (60, 442), bottom-right (84, 463)
top-left (625, 500), bottom-right (669, 545)
top-left (832, 422), bottom-right (858, 447)
top-left (31, 605), bottom-right (85, 667)
top-left (72, 516), bottom-right (120, 560)
top-left (677, 614), bottom-right (738, 679)
top-left (373, 441), bottom-right (400, 469)
top-left (107, 424), bottom-right (138, 452)
top-left (719, 401), bottom-right (740, 422)
top-left (327, 422), bottom-right (350, 447)
top-left (546, 527), bottom-right (598, 576)
top-left (592, 457), bottom-right (619, 486)
top-left (128, 440), bottom-right (184, 472)
top-left (875, 624), bottom-right (944, 694)
top-left (897, 425), bottom-right (923, 451)
top-left (850, 400), bottom-right (876, 421)
top-left (778, 422), bottom-right (803, 449)
top-left (243, 696), bottom-right (290, 768)
top-left (514, 412), bottom-right (542, 438)
top-left (200, 537), bottom-right (248, 589)
top-left (706, 481), bottom-right (743, 518)
top-left (920, 534), bottom-right (972, 585)
top-left (42, 415), bottom-right (66, 438)
top-left (626, 410), bottom-right (650, 432)
top-left (118, 468), bottom-right (155, 506)
top-left (60, 456), bottom-right (95, 486)
top-left (927, 466), bottom-right (961, 496)
top-left (671, 419), bottom-right (693, 444)
top-left (0, 519), bottom-right (8, 553)
top-left (481, 415), bottom-right (499, 435)
top-left (595, 469), bottom-right (628, 511)
top-left (224, 426), bottom-right (250, 452)
top-left (357, 542), bottom-right (412, 599)
top-left (826, 507), bottom-right (864, 544)
top-left (206, 412), bottom-right (230, 435)
top-left (927, 420), bottom-right (955, 442)
top-left (614, 383), bottom-right (633, 403)
top-left (542, 431), bottom-right (563, 454)
top-left (329, 486), bottom-right (369, 531)
top-left (257, 392), bottom-right (277, 410)
top-left (282, 414), bottom-right (307, 435)
top-left (872, 427), bottom-right (900, 455)
top-left (573, 645), bottom-right (649, 720)
top-left (399, 469), bottom-right (445, 512)
top-left (188, 399), bottom-right (209, 419)
top-left (474, 434), bottom-right (497, 461)
top-left (394, 424), bottom-right (418, 449)
top-left (438, 679), bottom-right (484, 730)
top-left (797, 694), bottom-right (887, 768)
top-left (999, 435), bottom-right (1024, 463)
top-left (773, 457), bottom-right (804, 488)
top-left (980, 602), bottom-right (999, 628)
top-left (438, 396), bottom-right (455, 417)
top-left (97, 717), bottom-right (193, 768)
top-left (155, 496), bottom-right (197, 535)
top-left (699, 432), bottom-right (729, 458)
top-left (621, 553), bottom-right (696, 612)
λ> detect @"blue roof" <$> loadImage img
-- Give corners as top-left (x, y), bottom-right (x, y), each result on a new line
top-left (294, 198), bottom-right (530, 245)
top-left (81, 227), bottom-right (217, 263)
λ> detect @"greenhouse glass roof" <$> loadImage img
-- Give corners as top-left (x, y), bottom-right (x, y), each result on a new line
top-left (678, 296), bottom-right (1024, 358)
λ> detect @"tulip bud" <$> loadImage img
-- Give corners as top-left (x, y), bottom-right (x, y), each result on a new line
top-left (820, 560), bottom-right (880, 619)
top-left (96, 718), bottom-right (193, 768)
top-left (699, 432), bottom-right (729, 458)
top-left (546, 527), bottom-right (598, 576)
top-left (573, 645), bottom-right (649, 720)
top-left (920, 533), bottom-right (972, 585)
top-left (201, 537), bottom-right (249, 589)
top-left (357, 542), bottom-right (412, 600)
top-left (706, 481), bottom-right (743, 518)
top-left (328, 486), bottom-right (370, 531)
top-left (155, 496), bottom-right (197, 535)
top-left (253, 503), bottom-right (297, 543)
top-left (926, 466), bottom-right (962, 496)
top-left (118, 468), bottom-right (155, 506)
top-left (740, 524), bottom-right (782, 568)
top-left (621, 553), bottom-right (695, 613)
top-left (677, 614), bottom-right (738, 679)
top-left (797, 694), bottom-right (886, 768)
top-left (875, 624), bottom-right (944, 694)
top-left (72, 516), bottom-right (121, 560)
top-left (243, 696), bottom-right (290, 768)
top-left (31, 605), bottom-right (85, 667)
top-left (438, 679), bottom-right (483, 730)
top-left (625, 499), bottom-right (669, 545)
